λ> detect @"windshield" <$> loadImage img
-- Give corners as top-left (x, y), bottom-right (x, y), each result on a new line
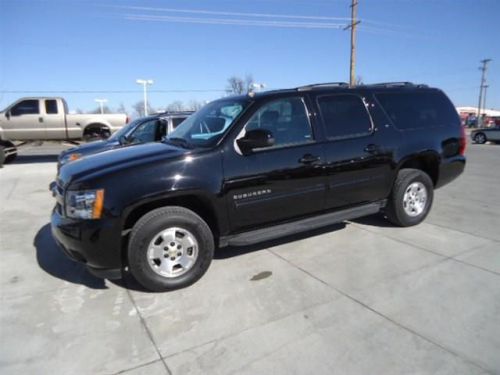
top-left (108, 118), bottom-right (145, 142)
top-left (166, 99), bottom-right (250, 148)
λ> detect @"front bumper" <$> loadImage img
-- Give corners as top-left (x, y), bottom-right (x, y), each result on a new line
top-left (51, 207), bottom-right (124, 279)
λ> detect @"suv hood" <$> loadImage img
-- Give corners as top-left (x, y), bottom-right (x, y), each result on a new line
top-left (58, 142), bottom-right (188, 187)
top-left (60, 139), bottom-right (120, 159)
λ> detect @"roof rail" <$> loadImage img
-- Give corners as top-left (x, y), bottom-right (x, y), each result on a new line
top-left (365, 82), bottom-right (428, 88)
top-left (296, 82), bottom-right (349, 91)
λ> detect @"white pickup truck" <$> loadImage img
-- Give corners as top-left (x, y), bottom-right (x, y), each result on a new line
top-left (0, 97), bottom-right (128, 165)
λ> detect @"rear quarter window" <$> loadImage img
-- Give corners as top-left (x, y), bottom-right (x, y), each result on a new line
top-left (375, 91), bottom-right (459, 130)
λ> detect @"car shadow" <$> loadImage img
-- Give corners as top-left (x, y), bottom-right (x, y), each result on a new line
top-left (350, 213), bottom-right (395, 228)
top-left (214, 222), bottom-right (347, 260)
top-left (34, 218), bottom-right (383, 293)
top-left (12, 155), bottom-right (59, 164)
top-left (34, 224), bottom-right (108, 289)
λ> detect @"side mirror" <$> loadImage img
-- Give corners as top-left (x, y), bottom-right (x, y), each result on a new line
top-left (5, 111), bottom-right (10, 120)
top-left (237, 129), bottom-right (274, 154)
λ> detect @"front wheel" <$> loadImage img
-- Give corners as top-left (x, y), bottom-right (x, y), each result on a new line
top-left (384, 169), bottom-right (434, 227)
top-left (474, 132), bottom-right (487, 144)
top-left (128, 206), bottom-right (214, 292)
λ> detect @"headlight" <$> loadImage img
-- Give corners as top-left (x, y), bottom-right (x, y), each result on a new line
top-left (65, 189), bottom-right (105, 219)
top-left (60, 153), bottom-right (82, 166)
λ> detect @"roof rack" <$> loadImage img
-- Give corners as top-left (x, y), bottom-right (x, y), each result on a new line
top-left (364, 82), bottom-right (428, 88)
top-left (296, 82), bottom-right (349, 91)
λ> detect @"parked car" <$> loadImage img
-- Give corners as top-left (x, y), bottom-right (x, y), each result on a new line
top-left (0, 97), bottom-right (128, 165)
top-left (471, 125), bottom-right (500, 144)
top-left (57, 111), bottom-right (192, 168)
top-left (51, 82), bottom-right (466, 292)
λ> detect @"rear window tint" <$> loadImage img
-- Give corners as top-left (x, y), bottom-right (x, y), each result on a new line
top-left (317, 94), bottom-right (372, 139)
top-left (376, 91), bottom-right (459, 130)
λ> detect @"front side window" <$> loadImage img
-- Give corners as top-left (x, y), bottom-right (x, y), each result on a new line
top-left (45, 100), bottom-right (58, 114)
top-left (245, 97), bottom-right (313, 148)
top-left (10, 100), bottom-right (40, 116)
top-left (317, 94), bottom-right (372, 139)
top-left (128, 119), bottom-right (158, 144)
top-left (167, 99), bottom-right (249, 148)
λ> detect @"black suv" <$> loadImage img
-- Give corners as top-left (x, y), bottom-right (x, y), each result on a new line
top-left (51, 82), bottom-right (466, 291)
top-left (57, 111), bottom-right (193, 168)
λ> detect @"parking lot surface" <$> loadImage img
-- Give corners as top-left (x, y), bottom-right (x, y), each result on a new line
top-left (1, 141), bottom-right (499, 374)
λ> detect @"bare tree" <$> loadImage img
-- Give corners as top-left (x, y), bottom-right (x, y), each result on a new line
top-left (166, 101), bottom-right (185, 112)
top-left (90, 106), bottom-right (111, 114)
top-left (226, 74), bottom-right (254, 95)
top-left (186, 100), bottom-right (204, 111)
top-left (116, 103), bottom-right (127, 114)
top-left (355, 75), bottom-right (364, 86)
top-left (133, 101), bottom-right (154, 117)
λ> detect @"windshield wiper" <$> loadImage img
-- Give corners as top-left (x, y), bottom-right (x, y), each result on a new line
top-left (165, 137), bottom-right (192, 148)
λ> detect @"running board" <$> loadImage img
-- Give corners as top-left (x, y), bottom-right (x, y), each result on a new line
top-left (219, 201), bottom-right (385, 247)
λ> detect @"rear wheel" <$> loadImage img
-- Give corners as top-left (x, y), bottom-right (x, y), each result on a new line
top-left (128, 206), bottom-right (214, 292)
top-left (474, 132), bottom-right (487, 144)
top-left (384, 169), bottom-right (434, 227)
top-left (83, 125), bottom-right (111, 142)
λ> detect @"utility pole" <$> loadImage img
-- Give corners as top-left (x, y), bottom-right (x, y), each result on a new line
top-left (344, 0), bottom-right (360, 87)
top-left (477, 59), bottom-right (491, 127)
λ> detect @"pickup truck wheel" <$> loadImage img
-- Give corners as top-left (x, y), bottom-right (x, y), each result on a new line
top-left (128, 206), bottom-right (214, 292)
top-left (83, 126), bottom-right (111, 142)
top-left (0, 145), bottom-right (5, 168)
top-left (384, 169), bottom-right (434, 227)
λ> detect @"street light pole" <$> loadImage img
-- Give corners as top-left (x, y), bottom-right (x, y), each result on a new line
top-left (94, 98), bottom-right (108, 114)
top-left (136, 79), bottom-right (154, 116)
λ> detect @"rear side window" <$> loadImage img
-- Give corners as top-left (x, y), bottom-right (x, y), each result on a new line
top-left (317, 94), bottom-right (372, 139)
top-left (376, 91), bottom-right (459, 130)
top-left (45, 100), bottom-right (58, 114)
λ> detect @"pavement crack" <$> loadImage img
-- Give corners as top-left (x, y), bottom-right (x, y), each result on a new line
top-left (125, 289), bottom-right (172, 375)
top-left (266, 249), bottom-right (493, 374)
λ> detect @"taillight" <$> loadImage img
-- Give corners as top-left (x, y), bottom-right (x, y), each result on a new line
top-left (459, 125), bottom-right (466, 155)
top-left (126, 116), bottom-right (129, 124)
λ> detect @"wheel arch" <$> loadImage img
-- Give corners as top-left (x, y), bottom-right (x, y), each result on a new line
top-left (123, 193), bottom-right (221, 239)
top-left (82, 122), bottom-right (111, 136)
top-left (396, 151), bottom-right (440, 186)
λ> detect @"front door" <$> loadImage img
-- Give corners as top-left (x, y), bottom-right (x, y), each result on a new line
top-left (2, 99), bottom-right (46, 139)
top-left (223, 96), bottom-right (326, 232)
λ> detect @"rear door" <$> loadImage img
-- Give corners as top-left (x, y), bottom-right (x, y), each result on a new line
top-left (312, 92), bottom-right (395, 209)
top-left (43, 99), bottom-right (66, 139)
top-left (3, 99), bottom-right (46, 139)
top-left (223, 95), bottom-right (327, 232)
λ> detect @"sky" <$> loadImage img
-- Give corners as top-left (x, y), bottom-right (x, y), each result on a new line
top-left (1, 0), bottom-right (499, 114)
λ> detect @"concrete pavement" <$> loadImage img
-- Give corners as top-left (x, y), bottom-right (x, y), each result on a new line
top-left (0, 142), bottom-right (498, 374)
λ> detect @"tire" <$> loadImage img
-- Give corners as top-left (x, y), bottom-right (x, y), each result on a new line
top-left (0, 145), bottom-right (5, 168)
top-left (128, 206), bottom-right (214, 292)
top-left (83, 125), bottom-right (110, 142)
top-left (3, 141), bottom-right (17, 163)
top-left (384, 169), bottom-right (434, 227)
top-left (474, 132), bottom-right (487, 144)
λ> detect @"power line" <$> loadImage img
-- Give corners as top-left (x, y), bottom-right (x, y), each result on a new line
top-left (116, 5), bottom-right (352, 21)
top-left (124, 14), bottom-right (345, 29)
